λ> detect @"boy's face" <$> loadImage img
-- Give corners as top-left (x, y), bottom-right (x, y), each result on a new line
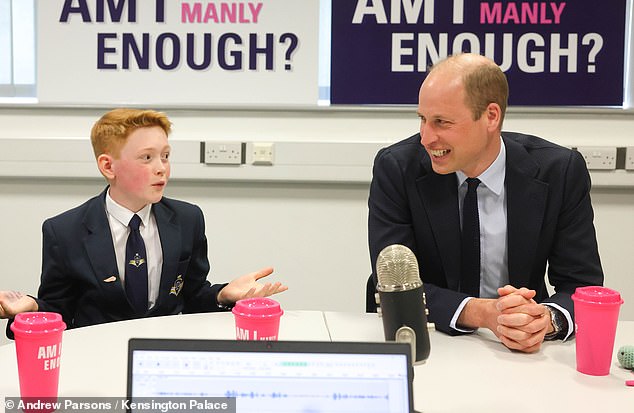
top-left (103, 126), bottom-right (171, 212)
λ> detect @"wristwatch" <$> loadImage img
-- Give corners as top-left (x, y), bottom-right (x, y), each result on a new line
top-left (544, 307), bottom-right (567, 340)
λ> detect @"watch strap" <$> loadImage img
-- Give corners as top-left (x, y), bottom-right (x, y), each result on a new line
top-left (544, 307), bottom-right (566, 340)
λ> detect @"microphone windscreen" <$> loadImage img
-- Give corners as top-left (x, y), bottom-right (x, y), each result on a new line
top-left (617, 345), bottom-right (634, 369)
top-left (376, 244), bottom-right (422, 292)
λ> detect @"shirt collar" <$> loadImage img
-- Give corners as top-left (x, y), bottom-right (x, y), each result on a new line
top-left (456, 138), bottom-right (506, 196)
top-left (105, 189), bottom-right (152, 228)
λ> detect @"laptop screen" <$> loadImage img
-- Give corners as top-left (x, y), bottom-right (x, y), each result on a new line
top-left (127, 338), bottom-right (413, 413)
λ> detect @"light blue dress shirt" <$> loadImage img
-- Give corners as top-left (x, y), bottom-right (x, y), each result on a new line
top-left (449, 138), bottom-right (572, 339)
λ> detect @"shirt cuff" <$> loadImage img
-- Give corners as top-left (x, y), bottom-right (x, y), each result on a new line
top-left (542, 303), bottom-right (573, 341)
top-left (450, 296), bottom-right (477, 333)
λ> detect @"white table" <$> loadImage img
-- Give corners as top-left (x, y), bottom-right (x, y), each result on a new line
top-left (0, 311), bottom-right (329, 399)
top-left (324, 312), bottom-right (634, 413)
top-left (1, 311), bottom-right (633, 412)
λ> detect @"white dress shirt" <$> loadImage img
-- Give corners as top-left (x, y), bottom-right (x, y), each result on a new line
top-left (105, 191), bottom-right (163, 311)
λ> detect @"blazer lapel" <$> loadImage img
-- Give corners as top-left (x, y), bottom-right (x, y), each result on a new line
top-left (82, 190), bottom-right (131, 309)
top-left (416, 171), bottom-right (462, 290)
top-left (153, 201), bottom-right (181, 304)
top-left (504, 137), bottom-right (549, 287)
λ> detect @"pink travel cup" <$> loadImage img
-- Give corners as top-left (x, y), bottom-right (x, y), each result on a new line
top-left (572, 286), bottom-right (623, 376)
top-left (10, 312), bottom-right (66, 412)
top-left (232, 297), bottom-right (284, 341)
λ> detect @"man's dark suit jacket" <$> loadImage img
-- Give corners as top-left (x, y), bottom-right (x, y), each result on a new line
top-left (6, 188), bottom-right (225, 338)
top-left (368, 132), bottom-right (604, 335)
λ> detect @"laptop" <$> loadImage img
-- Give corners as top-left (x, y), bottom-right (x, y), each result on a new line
top-left (127, 338), bottom-right (414, 413)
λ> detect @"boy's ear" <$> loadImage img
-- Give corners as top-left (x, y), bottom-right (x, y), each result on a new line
top-left (97, 154), bottom-right (115, 180)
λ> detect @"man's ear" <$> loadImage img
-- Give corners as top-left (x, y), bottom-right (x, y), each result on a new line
top-left (485, 103), bottom-right (502, 132)
top-left (97, 154), bottom-right (115, 180)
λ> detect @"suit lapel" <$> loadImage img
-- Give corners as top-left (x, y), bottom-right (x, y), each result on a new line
top-left (416, 171), bottom-right (462, 290)
top-left (83, 191), bottom-right (119, 280)
top-left (82, 190), bottom-right (132, 309)
top-left (153, 201), bottom-right (181, 304)
top-left (504, 137), bottom-right (549, 287)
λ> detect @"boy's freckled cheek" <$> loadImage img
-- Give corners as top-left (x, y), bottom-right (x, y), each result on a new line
top-left (132, 170), bottom-right (150, 189)
top-left (119, 165), bottom-right (149, 191)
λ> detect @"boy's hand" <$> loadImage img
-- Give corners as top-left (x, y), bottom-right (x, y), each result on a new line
top-left (0, 291), bottom-right (38, 318)
top-left (217, 267), bottom-right (288, 306)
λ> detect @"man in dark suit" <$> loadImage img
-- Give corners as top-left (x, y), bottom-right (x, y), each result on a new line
top-left (368, 53), bottom-right (603, 353)
top-left (1, 109), bottom-right (287, 336)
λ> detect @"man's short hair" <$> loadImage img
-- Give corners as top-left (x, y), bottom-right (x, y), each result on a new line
top-left (431, 53), bottom-right (509, 124)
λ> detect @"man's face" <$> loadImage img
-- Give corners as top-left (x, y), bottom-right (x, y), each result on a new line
top-left (107, 126), bottom-right (171, 212)
top-left (417, 69), bottom-right (499, 177)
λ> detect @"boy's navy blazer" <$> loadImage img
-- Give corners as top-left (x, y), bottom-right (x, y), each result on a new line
top-left (31, 188), bottom-right (224, 331)
top-left (368, 132), bottom-right (604, 334)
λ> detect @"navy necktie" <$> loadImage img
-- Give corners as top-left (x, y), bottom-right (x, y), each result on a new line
top-left (460, 178), bottom-right (481, 297)
top-left (125, 214), bottom-right (148, 314)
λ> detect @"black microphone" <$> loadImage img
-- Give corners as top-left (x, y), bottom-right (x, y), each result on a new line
top-left (376, 244), bottom-right (431, 364)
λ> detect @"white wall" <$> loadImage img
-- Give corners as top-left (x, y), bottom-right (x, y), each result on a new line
top-left (1, 107), bottom-right (633, 346)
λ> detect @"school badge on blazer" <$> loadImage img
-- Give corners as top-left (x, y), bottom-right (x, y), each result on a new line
top-left (103, 276), bottom-right (118, 283)
top-left (170, 275), bottom-right (184, 296)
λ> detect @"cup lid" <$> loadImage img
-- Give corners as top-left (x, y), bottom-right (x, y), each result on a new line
top-left (572, 286), bottom-right (624, 305)
top-left (10, 312), bottom-right (66, 334)
top-left (232, 297), bottom-right (283, 318)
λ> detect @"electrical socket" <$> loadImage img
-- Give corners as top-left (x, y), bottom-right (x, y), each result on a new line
top-left (626, 147), bottom-right (634, 170)
top-left (252, 142), bottom-right (275, 165)
top-left (203, 141), bottom-right (244, 165)
top-left (576, 146), bottom-right (617, 170)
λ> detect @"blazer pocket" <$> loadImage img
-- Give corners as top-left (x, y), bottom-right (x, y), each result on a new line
top-left (176, 258), bottom-right (190, 276)
top-left (168, 259), bottom-right (190, 297)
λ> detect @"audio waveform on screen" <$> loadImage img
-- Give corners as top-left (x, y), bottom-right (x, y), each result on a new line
top-left (155, 390), bottom-right (389, 401)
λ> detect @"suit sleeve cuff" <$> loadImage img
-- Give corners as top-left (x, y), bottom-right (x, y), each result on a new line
top-left (450, 297), bottom-right (477, 333)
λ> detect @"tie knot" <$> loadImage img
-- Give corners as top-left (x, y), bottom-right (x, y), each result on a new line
top-left (466, 178), bottom-right (480, 192)
top-left (129, 214), bottom-right (142, 231)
